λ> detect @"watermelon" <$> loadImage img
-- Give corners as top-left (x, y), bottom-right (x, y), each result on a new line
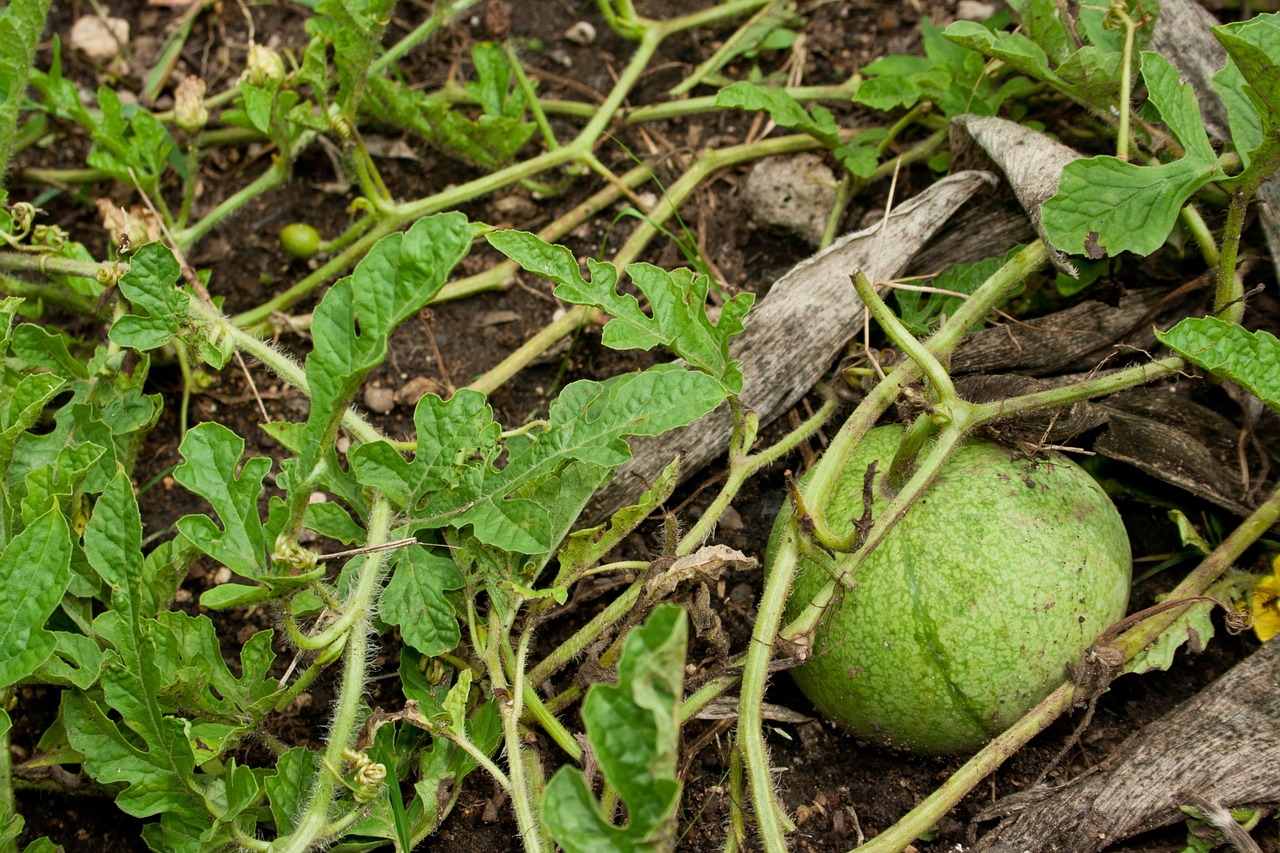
top-left (772, 425), bottom-right (1131, 754)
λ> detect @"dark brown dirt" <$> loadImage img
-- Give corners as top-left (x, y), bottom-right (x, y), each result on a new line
top-left (9, 1), bottom-right (1279, 852)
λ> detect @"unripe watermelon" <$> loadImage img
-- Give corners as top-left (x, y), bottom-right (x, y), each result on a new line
top-left (773, 425), bottom-right (1131, 754)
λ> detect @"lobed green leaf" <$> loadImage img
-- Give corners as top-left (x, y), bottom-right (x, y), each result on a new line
top-left (0, 0), bottom-right (53, 188)
top-left (0, 508), bottom-right (72, 688)
top-left (1043, 54), bottom-right (1219, 259)
top-left (1155, 316), bottom-right (1280, 413)
top-left (410, 365), bottom-right (726, 554)
top-left (173, 422), bottom-right (272, 581)
top-left (543, 606), bottom-right (687, 851)
top-left (380, 545), bottom-right (464, 656)
top-left (299, 212), bottom-right (473, 476)
top-left (489, 230), bottom-right (752, 393)
top-left (1214, 14), bottom-right (1280, 122)
top-left (110, 243), bottom-right (189, 352)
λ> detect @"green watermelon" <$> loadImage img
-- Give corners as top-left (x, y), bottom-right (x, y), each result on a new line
top-left (772, 425), bottom-right (1131, 755)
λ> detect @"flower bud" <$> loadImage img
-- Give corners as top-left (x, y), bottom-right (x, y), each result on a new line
top-left (245, 43), bottom-right (285, 86)
top-left (174, 76), bottom-right (208, 133)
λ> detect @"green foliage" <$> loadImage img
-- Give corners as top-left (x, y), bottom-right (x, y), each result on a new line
top-left (299, 213), bottom-right (475, 477)
top-left (0, 0), bottom-right (53, 187)
top-left (365, 42), bottom-right (536, 169)
top-left (1043, 52), bottom-right (1222, 259)
top-left (109, 244), bottom-right (190, 352)
top-left (893, 253), bottom-right (1007, 336)
top-left (543, 606), bottom-right (687, 852)
top-left (855, 17), bottom-right (1032, 117)
top-left (355, 366), bottom-right (726, 554)
top-left (1156, 317), bottom-right (1280, 414)
top-left (944, 0), bottom-right (1159, 109)
top-left (489, 229), bottom-right (752, 394)
top-left (715, 81), bottom-right (887, 177)
top-left (1213, 14), bottom-right (1280, 169)
top-left (86, 88), bottom-right (175, 195)
top-left (0, 508), bottom-right (71, 689)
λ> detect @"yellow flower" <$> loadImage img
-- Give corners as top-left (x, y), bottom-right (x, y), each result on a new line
top-left (1251, 556), bottom-right (1280, 642)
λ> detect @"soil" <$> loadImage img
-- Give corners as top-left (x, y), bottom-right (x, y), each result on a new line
top-left (8, 1), bottom-right (1279, 852)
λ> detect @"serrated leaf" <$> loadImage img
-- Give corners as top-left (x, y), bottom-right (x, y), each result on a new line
top-left (1212, 59), bottom-right (1266, 170)
top-left (556, 456), bottom-right (681, 583)
top-left (0, 372), bottom-right (65, 480)
top-left (36, 630), bottom-right (106, 689)
top-left (10, 324), bottom-right (91, 379)
top-left (443, 668), bottom-right (473, 736)
top-left (1214, 14), bottom-right (1280, 122)
top-left (0, 508), bottom-right (72, 688)
top-left (1043, 54), bottom-right (1219, 258)
top-left (714, 81), bottom-right (841, 147)
top-left (173, 422), bottom-right (272, 580)
top-left (1122, 599), bottom-right (1215, 674)
top-left (944, 22), bottom-right (1064, 90)
top-left (1019, 0), bottom-right (1073, 65)
top-left (62, 690), bottom-right (204, 826)
top-left (20, 440), bottom-right (103, 527)
top-left (69, 474), bottom-right (208, 834)
top-left (85, 87), bottom-right (174, 192)
top-left (267, 748), bottom-right (317, 835)
top-left (381, 545), bottom-right (464, 656)
top-left (316, 0), bottom-right (394, 114)
top-left (364, 42), bottom-right (535, 169)
top-left (109, 243), bottom-right (189, 351)
top-left (488, 231), bottom-right (752, 393)
top-left (158, 611), bottom-right (280, 718)
top-left (543, 606), bottom-right (686, 851)
top-left (0, 0), bottom-right (53, 186)
top-left (412, 366), bottom-right (726, 554)
top-left (1156, 316), bottom-right (1280, 413)
top-left (350, 389), bottom-right (500, 509)
top-left (299, 213), bottom-right (473, 476)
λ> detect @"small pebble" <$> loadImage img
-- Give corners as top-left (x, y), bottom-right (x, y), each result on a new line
top-left (213, 566), bottom-right (232, 585)
top-left (395, 376), bottom-right (444, 407)
top-left (956, 0), bottom-right (998, 21)
top-left (364, 386), bottom-right (395, 414)
top-left (565, 21), bottom-right (597, 45)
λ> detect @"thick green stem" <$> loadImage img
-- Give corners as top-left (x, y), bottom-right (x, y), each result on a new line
top-left (0, 252), bottom-right (111, 283)
top-left (1116, 14), bottom-right (1136, 161)
top-left (852, 269), bottom-right (957, 406)
top-left (172, 159), bottom-right (292, 253)
top-left (491, 623), bottom-right (546, 853)
top-left (186, 298), bottom-right (385, 446)
top-left (285, 517), bottom-right (397, 652)
top-left (738, 530), bottom-right (798, 852)
top-left (1216, 135), bottom-right (1280, 321)
top-left (1, 687), bottom-right (15, 853)
top-left (272, 498), bottom-right (390, 853)
top-left (0, 273), bottom-right (102, 316)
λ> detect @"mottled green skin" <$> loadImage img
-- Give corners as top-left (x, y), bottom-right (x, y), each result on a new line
top-left (774, 426), bottom-right (1131, 755)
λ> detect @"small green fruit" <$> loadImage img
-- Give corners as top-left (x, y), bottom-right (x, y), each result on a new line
top-left (279, 223), bottom-right (321, 259)
top-left (773, 425), bottom-right (1131, 755)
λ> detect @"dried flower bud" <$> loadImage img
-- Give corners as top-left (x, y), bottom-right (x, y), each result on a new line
top-left (245, 43), bottom-right (285, 86)
top-left (95, 199), bottom-right (160, 249)
top-left (174, 77), bottom-right (208, 133)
